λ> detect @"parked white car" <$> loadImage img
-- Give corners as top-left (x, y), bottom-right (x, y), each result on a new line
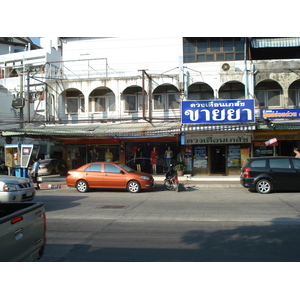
top-left (0, 175), bottom-right (36, 202)
top-left (28, 159), bottom-right (58, 176)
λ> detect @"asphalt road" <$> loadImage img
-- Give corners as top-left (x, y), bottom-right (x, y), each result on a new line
top-left (37, 184), bottom-right (300, 262)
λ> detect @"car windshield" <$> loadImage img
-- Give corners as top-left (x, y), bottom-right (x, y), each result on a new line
top-left (117, 163), bottom-right (135, 172)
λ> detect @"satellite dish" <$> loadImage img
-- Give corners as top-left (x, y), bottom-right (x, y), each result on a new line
top-left (222, 63), bottom-right (230, 71)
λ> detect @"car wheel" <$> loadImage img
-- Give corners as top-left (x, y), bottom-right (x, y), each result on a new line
top-left (127, 180), bottom-right (141, 193)
top-left (76, 180), bottom-right (89, 193)
top-left (256, 179), bottom-right (272, 194)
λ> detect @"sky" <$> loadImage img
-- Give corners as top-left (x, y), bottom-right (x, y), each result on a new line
top-left (30, 37), bottom-right (40, 46)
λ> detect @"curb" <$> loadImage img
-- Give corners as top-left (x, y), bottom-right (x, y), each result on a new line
top-left (39, 183), bottom-right (68, 189)
top-left (38, 181), bottom-right (241, 190)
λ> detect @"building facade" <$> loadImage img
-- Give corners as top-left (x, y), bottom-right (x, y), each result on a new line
top-left (1, 37), bottom-right (300, 175)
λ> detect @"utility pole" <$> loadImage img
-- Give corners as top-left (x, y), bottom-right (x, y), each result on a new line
top-left (138, 69), bottom-right (152, 122)
top-left (19, 69), bottom-right (24, 128)
top-left (26, 69), bottom-right (30, 122)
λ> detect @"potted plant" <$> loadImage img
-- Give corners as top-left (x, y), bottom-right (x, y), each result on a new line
top-left (57, 160), bottom-right (68, 176)
top-left (173, 162), bottom-right (186, 176)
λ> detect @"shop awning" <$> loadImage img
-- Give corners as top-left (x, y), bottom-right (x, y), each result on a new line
top-left (182, 124), bottom-right (256, 132)
top-left (257, 120), bottom-right (300, 130)
top-left (250, 38), bottom-right (300, 48)
top-left (1, 121), bottom-right (182, 139)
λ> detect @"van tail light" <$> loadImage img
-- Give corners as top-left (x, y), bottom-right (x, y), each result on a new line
top-left (243, 167), bottom-right (251, 178)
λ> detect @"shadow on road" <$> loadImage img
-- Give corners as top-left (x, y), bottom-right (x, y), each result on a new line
top-left (39, 216), bottom-right (300, 262)
top-left (35, 195), bottom-right (85, 212)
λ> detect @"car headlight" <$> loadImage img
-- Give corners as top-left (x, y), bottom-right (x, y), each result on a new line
top-left (140, 176), bottom-right (150, 180)
top-left (3, 184), bottom-right (17, 191)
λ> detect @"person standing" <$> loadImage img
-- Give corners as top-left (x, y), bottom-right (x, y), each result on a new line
top-left (293, 147), bottom-right (300, 158)
top-left (134, 147), bottom-right (142, 172)
top-left (31, 158), bottom-right (40, 190)
top-left (150, 147), bottom-right (158, 174)
top-left (105, 148), bottom-right (113, 162)
top-left (164, 146), bottom-right (173, 168)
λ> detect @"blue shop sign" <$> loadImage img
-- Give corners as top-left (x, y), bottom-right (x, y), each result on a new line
top-left (181, 99), bottom-right (255, 124)
top-left (261, 109), bottom-right (300, 119)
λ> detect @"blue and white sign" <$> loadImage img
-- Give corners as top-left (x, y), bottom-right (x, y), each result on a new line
top-left (181, 99), bottom-right (255, 124)
top-left (261, 109), bottom-right (300, 119)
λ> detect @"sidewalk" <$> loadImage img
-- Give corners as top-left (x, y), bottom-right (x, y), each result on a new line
top-left (38, 174), bottom-right (241, 189)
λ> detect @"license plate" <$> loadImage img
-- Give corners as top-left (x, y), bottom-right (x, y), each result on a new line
top-left (26, 191), bottom-right (33, 197)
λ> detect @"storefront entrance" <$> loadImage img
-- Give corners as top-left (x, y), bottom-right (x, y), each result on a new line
top-left (210, 145), bottom-right (226, 174)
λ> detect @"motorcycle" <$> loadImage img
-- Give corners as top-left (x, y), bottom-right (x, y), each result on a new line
top-left (164, 165), bottom-right (180, 192)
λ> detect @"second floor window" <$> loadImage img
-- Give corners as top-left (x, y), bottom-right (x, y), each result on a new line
top-left (123, 87), bottom-right (148, 113)
top-left (288, 80), bottom-right (300, 107)
top-left (153, 85), bottom-right (180, 110)
top-left (255, 81), bottom-right (282, 108)
top-left (66, 97), bottom-right (85, 114)
top-left (89, 96), bottom-right (115, 112)
top-left (183, 37), bottom-right (245, 63)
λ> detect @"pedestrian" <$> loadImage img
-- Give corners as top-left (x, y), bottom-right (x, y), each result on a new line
top-left (31, 158), bottom-right (40, 190)
top-left (294, 147), bottom-right (300, 158)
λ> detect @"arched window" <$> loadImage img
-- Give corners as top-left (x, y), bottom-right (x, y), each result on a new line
top-left (188, 83), bottom-right (214, 100)
top-left (219, 81), bottom-right (245, 99)
top-left (255, 80), bottom-right (282, 108)
top-left (89, 88), bottom-right (115, 112)
top-left (64, 89), bottom-right (85, 114)
top-left (288, 80), bottom-right (300, 107)
top-left (123, 86), bottom-right (147, 112)
top-left (153, 84), bottom-right (180, 110)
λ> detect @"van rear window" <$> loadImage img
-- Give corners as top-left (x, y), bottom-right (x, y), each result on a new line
top-left (250, 160), bottom-right (267, 168)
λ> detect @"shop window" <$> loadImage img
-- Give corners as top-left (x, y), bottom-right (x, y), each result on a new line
top-left (88, 145), bottom-right (119, 163)
top-left (228, 145), bottom-right (240, 168)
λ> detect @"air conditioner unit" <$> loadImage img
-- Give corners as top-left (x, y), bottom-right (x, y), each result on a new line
top-left (220, 63), bottom-right (235, 72)
top-left (12, 98), bottom-right (25, 108)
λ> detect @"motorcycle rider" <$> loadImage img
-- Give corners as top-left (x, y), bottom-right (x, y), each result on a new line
top-left (165, 164), bottom-right (176, 179)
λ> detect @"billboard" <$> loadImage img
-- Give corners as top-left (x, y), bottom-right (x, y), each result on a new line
top-left (181, 99), bottom-right (255, 124)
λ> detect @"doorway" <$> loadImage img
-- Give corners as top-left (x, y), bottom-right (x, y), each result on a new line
top-left (210, 145), bottom-right (226, 174)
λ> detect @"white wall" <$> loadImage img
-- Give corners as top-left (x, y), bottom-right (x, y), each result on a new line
top-left (61, 37), bottom-right (183, 76)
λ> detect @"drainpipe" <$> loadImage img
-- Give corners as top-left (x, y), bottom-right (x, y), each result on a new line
top-left (244, 37), bottom-right (249, 98)
top-left (186, 71), bottom-right (190, 100)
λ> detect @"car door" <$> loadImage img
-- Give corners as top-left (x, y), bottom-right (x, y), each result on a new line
top-left (102, 164), bottom-right (126, 189)
top-left (268, 158), bottom-right (294, 190)
top-left (83, 163), bottom-right (103, 188)
top-left (289, 158), bottom-right (300, 190)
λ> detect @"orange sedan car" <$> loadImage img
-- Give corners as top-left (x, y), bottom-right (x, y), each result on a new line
top-left (66, 162), bottom-right (154, 193)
